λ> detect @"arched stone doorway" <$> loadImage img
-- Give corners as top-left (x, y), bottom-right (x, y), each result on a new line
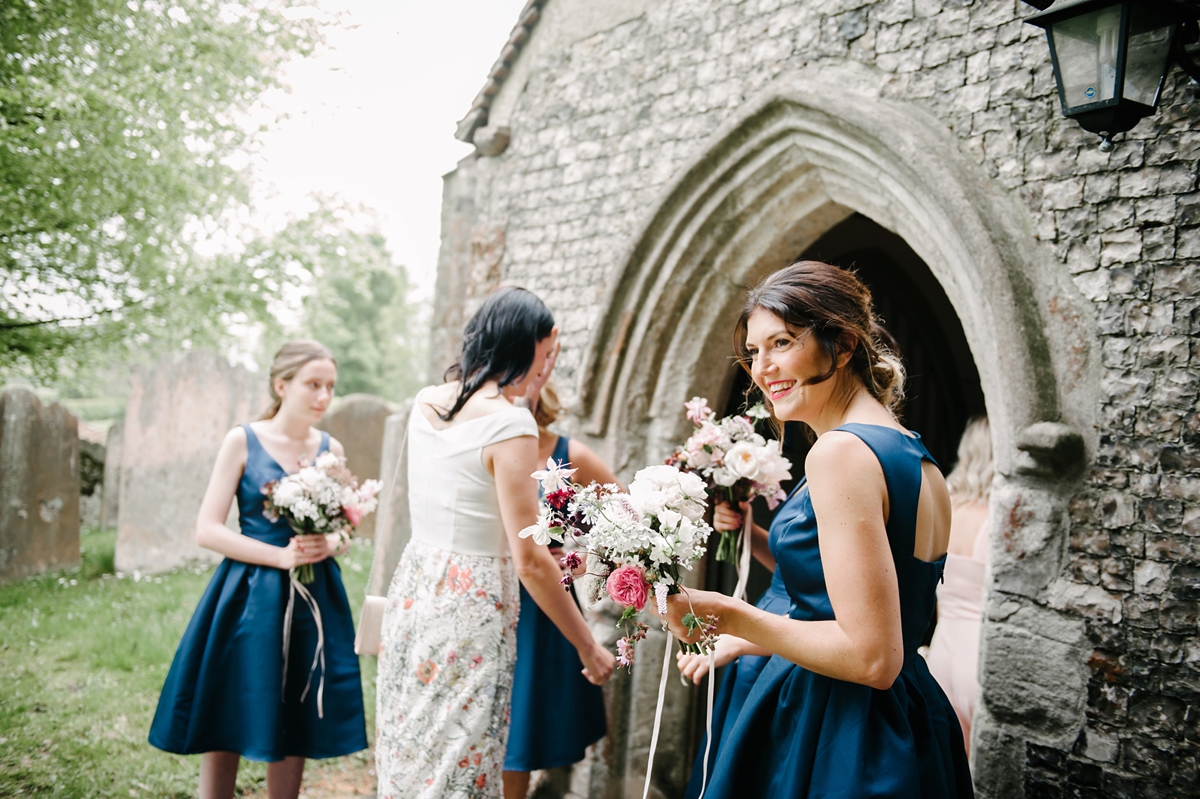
top-left (577, 75), bottom-right (1097, 798)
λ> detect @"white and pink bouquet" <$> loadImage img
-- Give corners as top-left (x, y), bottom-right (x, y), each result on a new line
top-left (667, 397), bottom-right (792, 565)
top-left (263, 452), bottom-right (382, 583)
top-left (520, 461), bottom-right (717, 667)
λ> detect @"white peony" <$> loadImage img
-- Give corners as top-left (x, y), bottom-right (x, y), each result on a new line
top-left (711, 466), bottom-right (738, 487)
top-left (756, 440), bottom-right (793, 484)
top-left (725, 441), bottom-right (762, 480)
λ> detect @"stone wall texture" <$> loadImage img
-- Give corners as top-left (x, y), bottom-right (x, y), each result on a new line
top-left (316, 393), bottom-right (395, 539)
top-left (432, 1), bottom-right (1200, 797)
top-left (115, 351), bottom-right (267, 574)
top-left (0, 389), bottom-right (80, 582)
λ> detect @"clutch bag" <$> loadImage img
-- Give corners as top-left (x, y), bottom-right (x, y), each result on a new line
top-left (354, 595), bottom-right (387, 656)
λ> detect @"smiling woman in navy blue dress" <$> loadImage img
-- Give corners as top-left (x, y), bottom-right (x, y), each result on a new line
top-left (149, 340), bottom-right (367, 799)
top-left (664, 262), bottom-right (973, 798)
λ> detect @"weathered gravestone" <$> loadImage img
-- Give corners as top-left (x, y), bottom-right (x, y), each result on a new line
top-left (115, 351), bottom-right (267, 574)
top-left (316, 393), bottom-right (395, 539)
top-left (366, 402), bottom-right (413, 598)
top-left (100, 419), bottom-right (123, 529)
top-left (78, 422), bottom-right (106, 528)
top-left (0, 388), bottom-right (81, 582)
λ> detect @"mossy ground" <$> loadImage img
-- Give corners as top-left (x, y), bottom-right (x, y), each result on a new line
top-left (0, 528), bottom-right (377, 798)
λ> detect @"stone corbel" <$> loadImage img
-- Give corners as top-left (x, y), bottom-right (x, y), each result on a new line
top-left (1014, 422), bottom-right (1086, 478)
top-left (473, 125), bottom-right (511, 157)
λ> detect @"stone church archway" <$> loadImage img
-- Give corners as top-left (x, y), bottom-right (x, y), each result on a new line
top-left (577, 74), bottom-right (1099, 797)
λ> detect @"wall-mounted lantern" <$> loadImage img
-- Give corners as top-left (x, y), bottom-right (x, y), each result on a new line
top-left (1024, 0), bottom-right (1200, 150)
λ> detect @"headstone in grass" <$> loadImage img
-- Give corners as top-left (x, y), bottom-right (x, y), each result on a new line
top-left (316, 393), bottom-right (397, 539)
top-left (115, 351), bottom-right (267, 574)
top-left (0, 388), bottom-right (81, 583)
top-left (101, 418), bottom-right (123, 529)
top-left (367, 401), bottom-right (413, 598)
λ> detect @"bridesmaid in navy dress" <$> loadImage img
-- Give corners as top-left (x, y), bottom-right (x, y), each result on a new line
top-left (503, 383), bottom-right (614, 799)
top-left (664, 262), bottom-right (973, 798)
top-left (150, 340), bottom-right (367, 799)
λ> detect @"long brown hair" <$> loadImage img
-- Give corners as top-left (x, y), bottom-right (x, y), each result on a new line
top-left (260, 340), bottom-right (336, 420)
top-left (734, 260), bottom-right (905, 415)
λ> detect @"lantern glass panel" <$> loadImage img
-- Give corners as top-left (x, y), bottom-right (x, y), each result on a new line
top-left (1049, 4), bottom-right (1122, 108)
top-left (1123, 6), bottom-right (1173, 106)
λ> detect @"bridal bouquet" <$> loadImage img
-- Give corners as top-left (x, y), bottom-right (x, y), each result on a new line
top-left (520, 460), bottom-right (717, 667)
top-left (262, 452), bottom-right (383, 583)
top-left (667, 397), bottom-right (792, 563)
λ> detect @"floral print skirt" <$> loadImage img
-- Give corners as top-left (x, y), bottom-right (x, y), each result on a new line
top-left (376, 539), bottom-right (519, 799)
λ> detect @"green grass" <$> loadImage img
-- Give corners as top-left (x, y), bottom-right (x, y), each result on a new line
top-left (0, 528), bottom-right (377, 798)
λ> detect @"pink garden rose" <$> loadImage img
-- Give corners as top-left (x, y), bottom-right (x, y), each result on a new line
top-left (606, 564), bottom-right (649, 611)
top-left (343, 504), bottom-right (364, 527)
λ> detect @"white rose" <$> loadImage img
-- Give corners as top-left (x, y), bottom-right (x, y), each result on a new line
top-left (725, 441), bottom-right (762, 480)
top-left (712, 467), bottom-right (738, 487)
top-left (676, 469), bottom-right (708, 499)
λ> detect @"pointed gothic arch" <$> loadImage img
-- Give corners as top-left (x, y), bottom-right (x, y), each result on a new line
top-left (577, 75), bottom-right (1100, 795)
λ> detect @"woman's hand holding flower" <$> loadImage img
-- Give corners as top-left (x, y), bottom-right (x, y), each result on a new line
top-left (676, 634), bottom-right (746, 684)
top-left (662, 588), bottom-right (731, 644)
top-left (713, 499), bottom-right (749, 533)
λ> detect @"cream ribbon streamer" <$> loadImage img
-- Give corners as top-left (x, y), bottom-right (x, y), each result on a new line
top-left (282, 574), bottom-right (326, 719)
top-left (648, 637), bottom-right (718, 799)
top-left (732, 510), bottom-right (753, 602)
top-left (642, 633), bottom-right (675, 799)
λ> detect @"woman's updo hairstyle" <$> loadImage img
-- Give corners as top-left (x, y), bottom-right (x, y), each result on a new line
top-left (734, 260), bottom-right (906, 415)
top-left (439, 286), bottom-right (555, 422)
top-left (260, 340), bottom-right (336, 420)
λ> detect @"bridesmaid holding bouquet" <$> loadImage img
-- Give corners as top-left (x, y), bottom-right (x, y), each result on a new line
top-left (149, 340), bottom-right (367, 799)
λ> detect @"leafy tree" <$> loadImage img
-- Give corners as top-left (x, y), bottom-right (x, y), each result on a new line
top-left (0, 0), bottom-right (321, 379)
top-left (254, 202), bottom-right (426, 403)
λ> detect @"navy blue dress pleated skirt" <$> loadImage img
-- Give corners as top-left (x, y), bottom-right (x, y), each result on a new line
top-left (504, 436), bottom-right (607, 771)
top-left (149, 426), bottom-right (367, 762)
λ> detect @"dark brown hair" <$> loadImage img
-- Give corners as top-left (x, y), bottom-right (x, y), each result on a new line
top-left (734, 260), bottom-right (905, 414)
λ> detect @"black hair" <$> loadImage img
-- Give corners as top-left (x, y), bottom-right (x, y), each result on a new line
top-left (439, 286), bottom-right (555, 421)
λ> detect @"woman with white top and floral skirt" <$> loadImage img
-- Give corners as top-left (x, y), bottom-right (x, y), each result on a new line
top-left (374, 287), bottom-right (614, 799)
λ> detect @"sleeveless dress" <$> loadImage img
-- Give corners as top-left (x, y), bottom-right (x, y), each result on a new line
top-left (701, 424), bottom-right (974, 798)
top-left (926, 516), bottom-right (989, 750)
top-left (375, 391), bottom-right (537, 799)
top-left (149, 426), bottom-right (367, 761)
top-left (505, 435), bottom-right (607, 772)
top-left (685, 568), bottom-right (791, 799)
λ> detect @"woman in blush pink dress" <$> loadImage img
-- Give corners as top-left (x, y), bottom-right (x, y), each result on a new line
top-left (925, 416), bottom-right (993, 755)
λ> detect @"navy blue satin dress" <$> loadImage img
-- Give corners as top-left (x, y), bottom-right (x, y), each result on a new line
top-left (701, 424), bottom-right (973, 798)
top-left (149, 425), bottom-right (367, 762)
top-left (505, 436), bottom-right (607, 771)
top-left (685, 569), bottom-right (791, 799)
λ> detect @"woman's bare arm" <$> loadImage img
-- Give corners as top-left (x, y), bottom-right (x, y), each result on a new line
top-left (194, 428), bottom-right (310, 570)
top-left (486, 433), bottom-right (614, 685)
top-left (665, 433), bottom-right (905, 690)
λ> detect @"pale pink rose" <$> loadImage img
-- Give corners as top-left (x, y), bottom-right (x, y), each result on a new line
top-left (343, 504), bottom-right (363, 527)
top-left (606, 565), bottom-right (649, 611)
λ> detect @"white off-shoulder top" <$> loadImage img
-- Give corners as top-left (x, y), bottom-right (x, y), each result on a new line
top-left (406, 387), bottom-right (538, 557)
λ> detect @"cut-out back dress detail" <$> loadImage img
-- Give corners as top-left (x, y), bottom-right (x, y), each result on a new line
top-left (700, 423), bottom-right (973, 798)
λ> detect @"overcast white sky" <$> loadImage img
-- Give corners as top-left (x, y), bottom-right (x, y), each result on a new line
top-left (247, 0), bottom-right (528, 299)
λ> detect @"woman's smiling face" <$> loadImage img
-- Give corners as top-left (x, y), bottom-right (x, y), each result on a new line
top-left (743, 307), bottom-right (836, 424)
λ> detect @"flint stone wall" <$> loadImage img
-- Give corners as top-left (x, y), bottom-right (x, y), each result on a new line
top-left (115, 351), bottom-right (266, 574)
top-left (0, 389), bottom-right (80, 582)
top-left (317, 393), bottom-right (396, 539)
top-left (434, 0), bottom-right (1200, 796)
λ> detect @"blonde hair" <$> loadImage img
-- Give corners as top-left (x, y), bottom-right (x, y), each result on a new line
top-left (946, 416), bottom-right (993, 505)
top-left (534, 380), bottom-right (563, 429)
top-left (260, 340), bottom-right (336, 420)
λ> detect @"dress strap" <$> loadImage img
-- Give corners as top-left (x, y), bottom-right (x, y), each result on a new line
top-left (552, 435), bottom-right (570, 466)
top-left (834, 424), bottom-right (930, 561)
top-left (319, 430), bottom-right (330, 455)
